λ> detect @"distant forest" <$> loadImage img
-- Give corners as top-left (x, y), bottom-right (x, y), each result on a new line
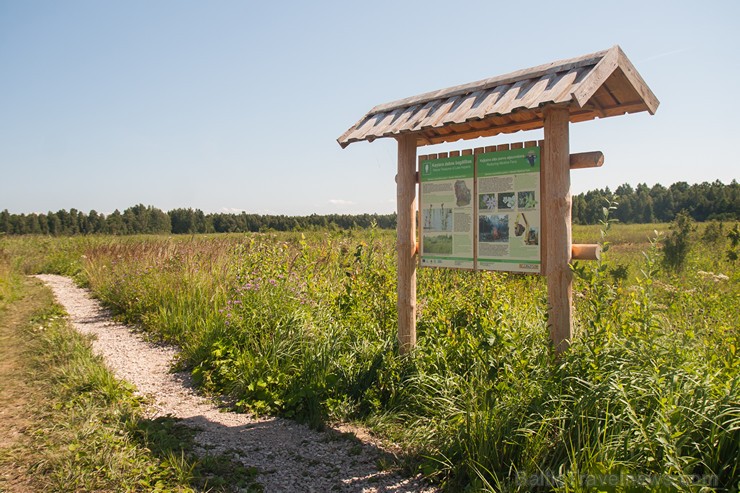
top-left (573, 179), bottom-right (738, 224)
top-left (1, 180), bottom-right (737, 235)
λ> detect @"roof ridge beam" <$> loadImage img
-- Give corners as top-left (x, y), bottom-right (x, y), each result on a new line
top-left (371, 48), bottom-right (610, 115)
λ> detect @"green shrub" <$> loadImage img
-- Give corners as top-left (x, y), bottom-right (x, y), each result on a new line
top-left (727, 223), bottom-right (740, 262)
top-left (662, 212), bottom-right (695, 272)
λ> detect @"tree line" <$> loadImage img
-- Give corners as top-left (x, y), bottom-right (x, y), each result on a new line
top-left (0, 204), bottom-right (397, 235)
top-left (1, 180), bottom-right (737, 236)
top-left (572, 179), bottom-right (738, 224)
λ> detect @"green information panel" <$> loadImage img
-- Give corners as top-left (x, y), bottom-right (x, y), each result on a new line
top-left (476, 147), bottom-right (541, 273)
top-left (419, 155), bottom-right (475, 269)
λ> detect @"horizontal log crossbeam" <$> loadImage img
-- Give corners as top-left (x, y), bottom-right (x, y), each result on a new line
top-left (571, 243), bottom-right (601, 261)
top-left (569, 151), bottom-right (604, 169)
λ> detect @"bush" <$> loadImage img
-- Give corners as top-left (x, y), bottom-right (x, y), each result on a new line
top-left (662, 212), bottom-right (695, 272)
top-left (702, 220), bottom-right (725, 244)
top-left (728, 223), bottom-right (740, 262)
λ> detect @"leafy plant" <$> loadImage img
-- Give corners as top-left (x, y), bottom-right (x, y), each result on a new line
top-left (727, 223), bottom-right (740, 262)
top-left (661, 211), bottom-right (695, 272)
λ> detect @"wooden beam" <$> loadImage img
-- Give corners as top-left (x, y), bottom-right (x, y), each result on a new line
top-left (396, 134), bottom-right (417, 354)
top-left (570, 151), bottom-right (604, 169)
top-left (543, 105), bottom-right (573, 354)
top-left (420, 117), bottom-right (545, 145)
top-left (415, 106), bottom-right (613, 146)
top-left (572, 244), bottom-right (601, 261)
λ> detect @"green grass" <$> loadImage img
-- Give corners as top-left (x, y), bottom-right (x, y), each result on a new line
top-left (2, 221), bottom-right (739, 492)
top-left (572, 222), bottom-right (671, 245)
top-left (0, 246), bottom-right (261, 492)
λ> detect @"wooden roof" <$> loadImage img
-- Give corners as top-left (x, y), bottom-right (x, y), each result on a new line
top-left (337, 45), bottom-right (658, 148)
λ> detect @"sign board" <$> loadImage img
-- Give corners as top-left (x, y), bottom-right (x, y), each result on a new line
top-left (477, 147), bottom-right (541, 273)
top-left (419, 155), bottom-right (475, 269)
top-left (419, 147), bottom-right (541, 274)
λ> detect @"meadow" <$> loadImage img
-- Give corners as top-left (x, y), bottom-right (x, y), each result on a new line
top-left (1, 218), bottom-right (739, 492)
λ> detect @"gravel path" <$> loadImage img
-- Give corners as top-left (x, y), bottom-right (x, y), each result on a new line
top-left (35, 275), bottom-right (435, 493)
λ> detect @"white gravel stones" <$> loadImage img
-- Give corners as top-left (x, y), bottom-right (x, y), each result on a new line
top-left (35, 275), bottom-right (435, 493)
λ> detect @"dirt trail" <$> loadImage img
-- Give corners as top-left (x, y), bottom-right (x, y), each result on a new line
top-left (35, 274), bottom-right (434, 493)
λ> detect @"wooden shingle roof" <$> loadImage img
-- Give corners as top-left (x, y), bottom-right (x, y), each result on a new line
top-left (338, 45), bottom-right (658, 148)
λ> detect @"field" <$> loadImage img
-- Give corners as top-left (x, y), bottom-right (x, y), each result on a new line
top-left (1, 220), bottom-right (739, 492)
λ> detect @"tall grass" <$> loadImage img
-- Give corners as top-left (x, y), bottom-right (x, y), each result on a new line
top-left (0, 241), bottom-right (261, 491)
top-left (4, 223), bottom-right (739, 491)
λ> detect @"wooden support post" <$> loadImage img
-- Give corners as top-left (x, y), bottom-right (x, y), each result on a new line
top-left (396, 134), bottom-right (417, 354)
top-left (543, 105), bottom-right (573, 354)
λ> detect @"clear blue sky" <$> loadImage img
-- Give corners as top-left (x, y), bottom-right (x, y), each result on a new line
top-left (1, 0), bottom-right (738, 215)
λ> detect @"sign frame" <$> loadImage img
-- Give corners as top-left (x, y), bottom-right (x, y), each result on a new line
top-left (418, 143), bottom-right (543, 274)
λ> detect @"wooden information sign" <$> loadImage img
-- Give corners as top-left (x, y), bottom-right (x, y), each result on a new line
top-left (338, 46), bottom-right (659, 354)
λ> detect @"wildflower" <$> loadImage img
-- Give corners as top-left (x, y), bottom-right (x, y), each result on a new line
top-left (698, 270), bottom-right (729, 282)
